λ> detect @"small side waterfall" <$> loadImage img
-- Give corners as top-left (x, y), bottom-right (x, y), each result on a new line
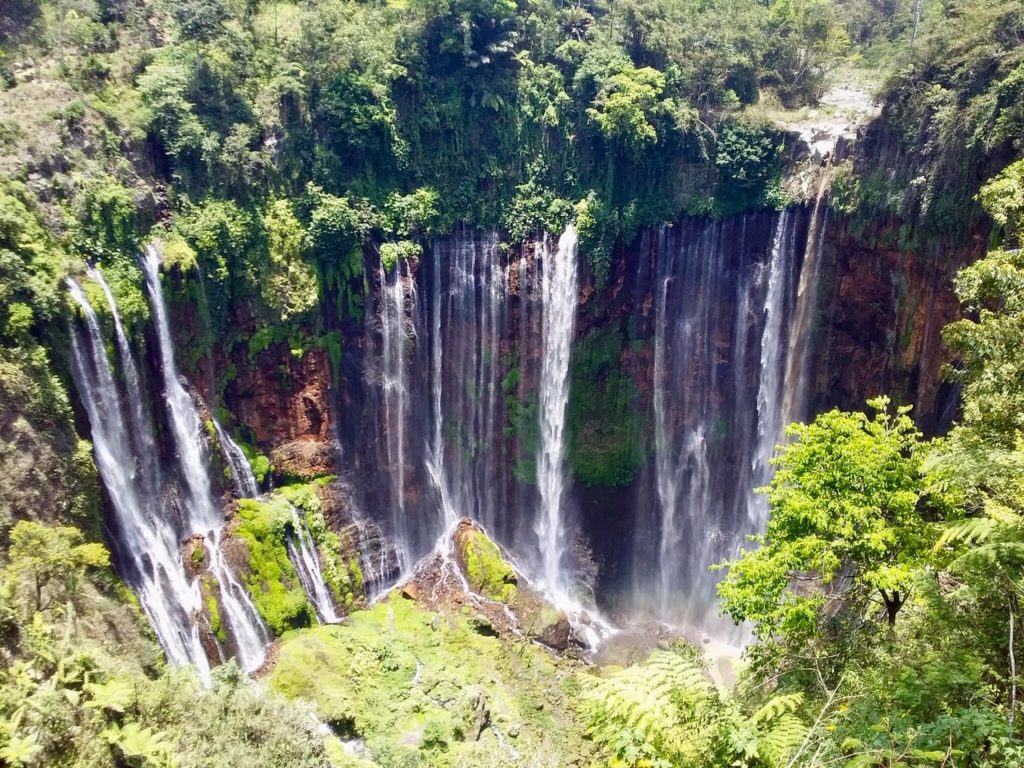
top-left (213, 420), bottom-right (260, 499)
top-left (783, 173), bottom-right (832, 426)
top-left (378, 259), bottom-right (415, 570)
top-left (214, 415), bottom-right (339, 625)
top-left (67, 278), bottom-right (211, 679)
top-left (140, 245), bottom-right (270, 672)
top-left (534, 225), bottom-right (578, 597)
top-left (87, 266), bottom-right (161, 501)
top-left (285, 505), bottom-right (340, 624)
top-left (749, 211), bottom-right (799, 527)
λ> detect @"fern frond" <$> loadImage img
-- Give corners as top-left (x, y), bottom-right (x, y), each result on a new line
top-left (582, 649), bottom-right (719, 761)
top-left (752, 692), bottom-right (803, 724)
top-left (934, 517), bottom-right (998, 550)
top-left (758, 712), bottom-right (808, 764)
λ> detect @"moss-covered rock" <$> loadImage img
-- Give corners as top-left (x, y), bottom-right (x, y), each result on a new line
top-left (279, 481), bottom-right (365, 612)
top-left (269, 595), bottom-right (592, 768)
top-left (454, 524), bottom-right (517, 603)
top-left (567, 327), bottom-right (647, 487)
top-left (234, 497), bottom-right (315, 635)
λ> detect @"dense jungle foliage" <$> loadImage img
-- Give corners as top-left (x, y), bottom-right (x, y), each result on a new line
top-left (3, 0), bottom-right (1024, 766)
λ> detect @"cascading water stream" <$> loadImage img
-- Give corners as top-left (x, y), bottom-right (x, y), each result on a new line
top-left (213, 420), bottom-right (260, 499)
top-left (748, 211), bottom-right (798, 527)
top-left (140, 245), bottom-right (270, 672)
top-left (378, 259), bottom-right (414, 571)
top-left (285, 505), bottom-right (340, 623)
top-left (213, 416), bottom-right (340, 624)
top-left (534, 224), bottom-right (578, 599)
top-left (66, 278), bottom-right (211, 680)
top-left (87, 266), bottom-right (161, 501)
top-left (423, 232), bottom-right (509, 536)
top-left (425, 237), bottom-right (455, 529)
top-left (783, 172), bottom-right (832, 426)
top-left (650, 224), bottom-right (723, 626)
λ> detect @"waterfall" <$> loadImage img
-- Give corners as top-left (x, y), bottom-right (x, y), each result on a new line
top-left (87, 266), bottom-right (161, 501)
top-left (649, 223), bottom-right (724, 627)
top-left (651, 248), bottom-right (685, 619)
top-left (749, 211), bottom-right (799, 525)
top-left (213, 420), bottom-right (260, 498)
top-left (783, 174), bottom-right (832, 425)
top-left (140, 245), bottom-right (270, 672)
top-left (378, 259), bottom-right (414, 569)
top-left (285, 505), bottom-right (340, 624)
top-left (424, 236), bottom-right (456, 529)
top-left (344, 488), bottom-right (400, 599)
top-left (67, 278), bottom-right (211, 679)
top-left (640, 211), bottom-right (812, 637)
top-left (534, 225), bottom-right (578, 597)
top-left (422, 231), bottom-right (511, 541)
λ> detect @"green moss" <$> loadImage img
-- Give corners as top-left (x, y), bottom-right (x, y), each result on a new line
top-left (202, 576), bottom-right (227, 643)
top-left (238, 440), bottom-right (273, 485)
top-left (269, 596), bottom-right (589, 767)
top-left (234, 497), bottom-right (315, 635)
top-left (502, 352), bottom-right (540, 485)
top-left (191, 541), bottom-right (205, 567)
top-left (278, 482), bottom-right (363, 611)
top-left (461, 528), bottom-right (517, 603)
top-left (567, 328), bottom-right (647, 486)
top-left (379, 240), bottom-right (421, 273)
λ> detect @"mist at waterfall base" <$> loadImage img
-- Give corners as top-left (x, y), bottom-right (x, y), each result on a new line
top-left (69, 207), bottom-right (823, 678)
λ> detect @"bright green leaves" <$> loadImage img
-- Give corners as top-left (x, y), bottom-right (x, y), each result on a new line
top-left (977, 158), bottom-right (1024, 233)
top-left (263, 199), bottom-right (319, 320)
top-left (718, 398), bottom-right (930, 646)
top-left (582, 647), bottom-right (810, 768)
top-left (0, 182), bottom-right (63, 346)
top-left (101, 722), bottom-right (176, 768)
top-left (944, 162), bottom-right (1024, 447)
top-left (4, 521), bottom-right (110, 616)
top-left (586, 64), bottom-right (668, 148)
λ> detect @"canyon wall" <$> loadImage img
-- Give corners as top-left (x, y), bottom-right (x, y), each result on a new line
top-left (160, 202), bottom-right (968, 632)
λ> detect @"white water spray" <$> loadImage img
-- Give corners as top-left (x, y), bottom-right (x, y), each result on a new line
top-left (67, 278), bottom-right (212, 679)
top-left (140, 245), bottom-right (270, 672)
top-left (534, 224), bottom-right (578, 598)
top-left (213, 420), bottom-right (260, 499)
top-left (285, 505), bottom-right (340, 624)
top-left (749, 211), bottom-right (798, 525)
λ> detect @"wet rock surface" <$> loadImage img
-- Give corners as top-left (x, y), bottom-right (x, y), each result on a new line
top-left (392, 518), bottom-right (574, 651)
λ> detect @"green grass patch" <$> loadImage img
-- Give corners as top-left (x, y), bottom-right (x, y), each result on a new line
top-left (269, 596), bottom-right (590, 767)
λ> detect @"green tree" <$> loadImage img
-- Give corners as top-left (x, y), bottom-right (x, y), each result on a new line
top-left (262, 199), bottom-right (317, 321)
top-left (4, 521), bottom-right (109, 614)
top-left (168, 0), bottom-right (228, 44)
top-left (586, 64), bottom-right (668, 147)
top-left (718, 398), bottom-right (931, 655)
top-left (943, 159), bottom-right (1024, 446)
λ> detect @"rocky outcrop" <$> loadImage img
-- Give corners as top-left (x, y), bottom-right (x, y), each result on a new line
top-left (812, 215), bottom-right (977, 433)
top-left (395, 518), bottom-right (574, 651)
top-left (229, 345), bottom-right (337, 480)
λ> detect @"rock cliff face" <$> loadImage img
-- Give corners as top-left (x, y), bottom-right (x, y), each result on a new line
top-left (811, 216), bottom-right (976, 433)
top-left (230, 345), bottom-right (337, 480)
top-left (163, 203), bottom-right (973, 626)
